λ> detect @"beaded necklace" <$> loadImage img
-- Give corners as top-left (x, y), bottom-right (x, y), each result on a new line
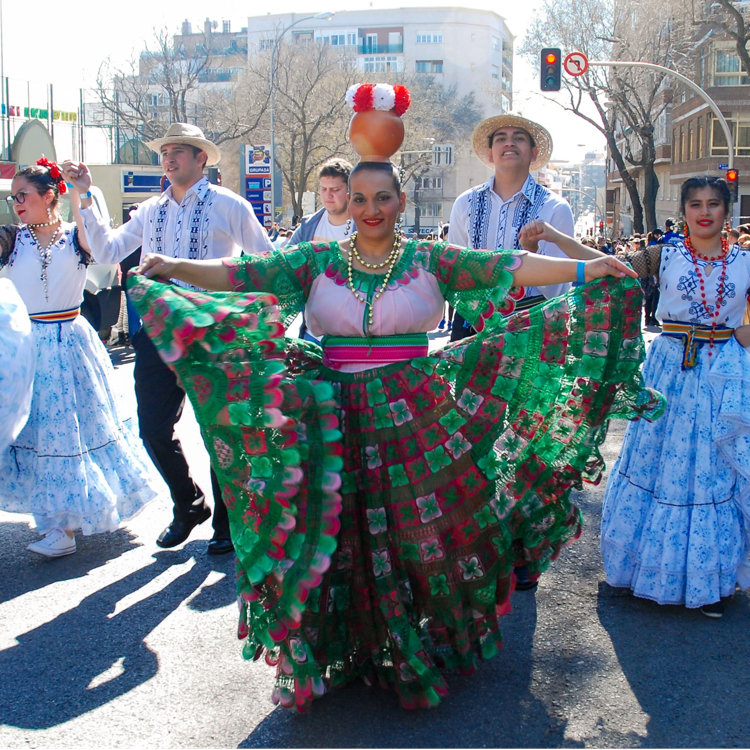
top-left (346, 230), bottom-right (402, 328)
top-left (684, 235), bottom-right (729, 357)
top-left (27, 220), bottom-right (61, 301)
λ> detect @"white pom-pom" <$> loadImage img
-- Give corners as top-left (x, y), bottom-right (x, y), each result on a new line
top-left (372, 83), bottom-right (395, 111)
top-left (345, 84), bottom-right (362, 110)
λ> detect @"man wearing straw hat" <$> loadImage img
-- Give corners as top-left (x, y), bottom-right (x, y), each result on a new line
top-left (447, 114), bottom-right (574, 592)
top-left (448, 113), bottom-right (574, 340)
top-left (62, 123), bottom-right (274, 556)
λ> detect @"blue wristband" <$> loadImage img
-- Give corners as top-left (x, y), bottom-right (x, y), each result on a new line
top-left (577, 261), bottom-right (586, 284)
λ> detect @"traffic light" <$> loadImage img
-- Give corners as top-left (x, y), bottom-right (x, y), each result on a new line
top-left (599, 220), bottom-right (604, 233)
top-left (726, 168), bottom-right (739, 202)
top-left (540, 48), bottom-right (562, 91)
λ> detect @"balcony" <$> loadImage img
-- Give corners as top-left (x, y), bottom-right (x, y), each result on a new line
top-left (358, 42), bottom-right (404, 54)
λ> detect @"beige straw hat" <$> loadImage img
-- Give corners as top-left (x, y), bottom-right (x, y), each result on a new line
top-left (146, 123), bottom-right (221, 167)
top-left (471, 113), bottom-right (553, 171)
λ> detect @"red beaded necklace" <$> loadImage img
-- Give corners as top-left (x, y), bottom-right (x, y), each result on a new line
top-left (684, 235), bottom-right (730, 357)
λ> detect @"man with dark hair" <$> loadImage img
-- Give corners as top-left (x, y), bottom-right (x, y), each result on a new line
top-left (63, 123), bottom-right (274, 556)
top-left (289, 158), bottom-right (354, 244)
top-left (448, 113), bottom-right (574, 344)
top-left (662, 218), bottom-right (682, 244)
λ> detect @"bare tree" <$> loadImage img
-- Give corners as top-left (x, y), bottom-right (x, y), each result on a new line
top-left (688, 0), bottom-right (750, 75)
top-left (522, 0), bottom-right (691, 232)
top-left (96, 27), bottom-right (269, 157)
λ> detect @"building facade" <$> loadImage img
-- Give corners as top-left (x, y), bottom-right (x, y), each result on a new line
top-left (246, 7), bottom-right (514, 230)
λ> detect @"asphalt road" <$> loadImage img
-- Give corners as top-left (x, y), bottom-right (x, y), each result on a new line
top-left (1, 326), bottom-right (749, 749)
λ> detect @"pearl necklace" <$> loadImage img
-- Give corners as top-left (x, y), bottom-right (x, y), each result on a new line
top-left (28, 217), bottom-right (62, 228)
top-left (27, 223), bottom-right (61, 301)
top-left (346, 230), bottom-right (402, 329)
top-left (685, 235), bottom-right (729, 357)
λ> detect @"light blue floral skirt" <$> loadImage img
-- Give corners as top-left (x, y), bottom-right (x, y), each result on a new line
top-left (0, 316), bottom-right (165, 535)
top-left (601, 334), bottom-right (750, 608)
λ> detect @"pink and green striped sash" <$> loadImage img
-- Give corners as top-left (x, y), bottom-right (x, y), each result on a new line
top-left (322, 333), bottom-right (429, 368)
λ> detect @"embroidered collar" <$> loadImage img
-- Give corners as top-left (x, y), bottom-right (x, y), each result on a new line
top-left (476, 173), bottom-right (538, 205)
top-left (159, 176), bottom-right (211, 206)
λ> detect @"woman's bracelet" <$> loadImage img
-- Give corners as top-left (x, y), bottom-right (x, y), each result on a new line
top-left (576, 261), bottom-right (586, 284)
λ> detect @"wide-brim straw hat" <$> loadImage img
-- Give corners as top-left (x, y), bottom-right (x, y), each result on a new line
top-left (146, 123), bottom-right (221, 167)
top-left (471, 113), bottom-right (553, 171)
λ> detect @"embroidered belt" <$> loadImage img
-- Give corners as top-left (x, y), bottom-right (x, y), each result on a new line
top-left (661, 320), bottom-right (734, 369)
top-left (512, 294), bottom-right (546, 312)
top-left (29, 307), bottom-right (80, 323)
top-left (322, 334), bottom-right (429, 368)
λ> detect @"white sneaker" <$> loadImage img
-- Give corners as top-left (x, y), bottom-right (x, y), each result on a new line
top-left (27, 528), bottom-right (76, 558)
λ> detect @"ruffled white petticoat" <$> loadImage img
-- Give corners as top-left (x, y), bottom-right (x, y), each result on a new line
top-left (0, 279), bottom-right (34, 450)
top-left (0, 314), bottom-right (165, 534)
top-left (601, 334), bottom-right (750, 608)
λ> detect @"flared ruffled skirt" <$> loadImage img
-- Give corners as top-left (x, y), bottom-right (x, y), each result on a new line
top-left (601, 335), bottom-right (750, 607)
top-left (0, 281), bottom-right (34, 449)
top-left (128, 273), bottom-right (663, 710)
top-left (0, 316), bottom-right (165, 534)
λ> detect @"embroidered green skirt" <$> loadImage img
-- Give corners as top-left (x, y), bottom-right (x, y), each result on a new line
top-left (128, 274), bottom-right (663, 711)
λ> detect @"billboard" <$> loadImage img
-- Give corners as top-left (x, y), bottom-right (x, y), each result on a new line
top-left (243, 144), bottom-right (273, 228)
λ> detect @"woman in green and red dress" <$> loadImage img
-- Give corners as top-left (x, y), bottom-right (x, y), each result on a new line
top-left (128, 160), bottom-right (663, 711)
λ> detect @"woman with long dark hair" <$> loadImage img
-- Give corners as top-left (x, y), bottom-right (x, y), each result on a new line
top-left (601, 176), bottom-right (750, 617)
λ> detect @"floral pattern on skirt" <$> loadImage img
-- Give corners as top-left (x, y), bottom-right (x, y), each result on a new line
top-left (0, 316), bottom-right (165, 534)
top-left (601, 335), bottom-right (750, 607)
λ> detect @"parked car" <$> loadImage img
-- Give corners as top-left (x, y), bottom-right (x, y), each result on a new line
top-left (0, 178), bottom-right (121, 334)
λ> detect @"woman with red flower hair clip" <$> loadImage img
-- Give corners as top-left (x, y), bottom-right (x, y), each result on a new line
top-left (0, 160), bottom-right (164, 558)
top-left (127, 84), bottom-right (664, 711)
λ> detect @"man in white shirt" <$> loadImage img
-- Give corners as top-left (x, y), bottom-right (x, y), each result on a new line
top-left (62, 123), bottom-right (274, 555)
top-left (447, 114), bottom-right (574, 593)
top-left (448, 113), bottom-right (574, 343)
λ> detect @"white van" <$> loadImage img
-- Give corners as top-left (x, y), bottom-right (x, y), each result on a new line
top-left (0, 178), bottom-right (121, 333)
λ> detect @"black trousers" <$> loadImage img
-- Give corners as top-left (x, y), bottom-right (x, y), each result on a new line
top-left (450, 313), bottom-right (475, 341)
top-left (132, 328), bottom-right (229, 538)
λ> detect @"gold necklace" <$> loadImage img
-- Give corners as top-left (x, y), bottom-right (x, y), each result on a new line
top-left (348, 230), bottom-right (401, 269)
top-left (346, 230), bottom-right (402, 328)
top-left (28, 223), bottom-right (61, 301)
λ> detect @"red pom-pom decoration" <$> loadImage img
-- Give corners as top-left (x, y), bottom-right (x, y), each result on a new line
top-left (393, 85), bottom-right (411, 116)
top-left (352, 83), bottom-right (374, 112)
top-left (49, 165), bottom-right (61, 179)
top-left (58, 181), bottom-right (67, 194)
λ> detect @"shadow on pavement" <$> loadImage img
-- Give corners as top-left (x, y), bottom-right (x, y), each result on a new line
top-left (240, 592), bottom-right (573, 749)
top-left (0, 521), bottom-right (140, 606)
top-left (597, 586), bottom-right (750, 747)
top-left (0, 541), bottom-right (217, 729)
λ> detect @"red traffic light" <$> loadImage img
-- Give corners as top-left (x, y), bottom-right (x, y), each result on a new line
top-left (726, 169), bottom-right (738, 182)
top-left (540, 47), bottom-right (562, 91)
top-left (545, 52), bottom-right (558, 64)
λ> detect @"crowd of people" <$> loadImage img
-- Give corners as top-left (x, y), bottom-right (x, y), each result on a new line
top-left (0, 81), bottom-right (748, 712)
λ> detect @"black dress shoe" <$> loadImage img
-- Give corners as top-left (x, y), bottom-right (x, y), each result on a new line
top-left (207, 536), bottom-right (234, 555)
top-left (156, 505), bottom-right (211, 548)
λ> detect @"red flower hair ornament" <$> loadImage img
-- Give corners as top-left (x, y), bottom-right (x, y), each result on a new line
top-left (36, 156), bottom-right (67, 194)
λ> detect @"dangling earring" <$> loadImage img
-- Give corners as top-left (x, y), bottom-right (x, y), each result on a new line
top-left (47, 206), bottom-right (52, 220)
top-left (344, 218), bottom-right (352, 235)
top-left (395, 219), bottom-right (402, 236)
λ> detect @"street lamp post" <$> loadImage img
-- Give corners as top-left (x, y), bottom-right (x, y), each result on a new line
top-left (269, 11), bottom-right (333, 219)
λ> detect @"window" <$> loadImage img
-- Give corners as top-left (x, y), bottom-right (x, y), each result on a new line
top-left (491, 64), bottom-right (500, 80)
top-left (432, 144), bottom-right (453, 166)
top-left (416, 60), bottom-right (443, 74)
top-left (419, 176), bottom-right (442, 189)
top-left (697, 117), bottom-right (704, 159)
top-left (259, 39), bottom-right (274, 51)
top-left (420, 202), bottom-right (443, 218)
top-left (713, 47), bottom-right (750, 86)
top-left (416, 32), bottom-right (443, 44)
top-left (711, 116), bottom-right (750, 156)
top-left (363, 55), bottom-right (400, 73)
top-left (492, 36), bottom-right (500, 51)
